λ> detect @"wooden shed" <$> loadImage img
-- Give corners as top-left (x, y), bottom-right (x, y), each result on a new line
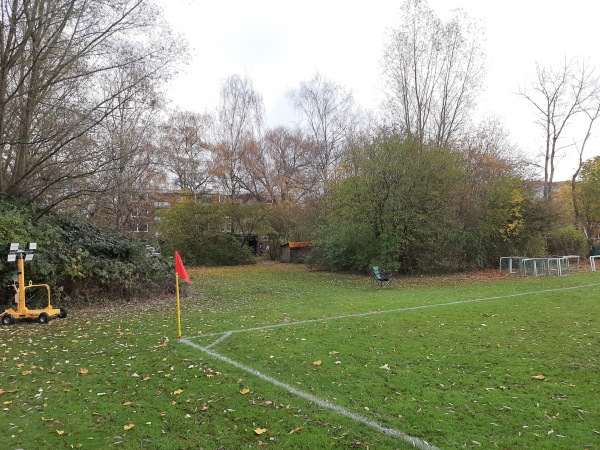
top-left (280, 241), bottom-right (313, 263)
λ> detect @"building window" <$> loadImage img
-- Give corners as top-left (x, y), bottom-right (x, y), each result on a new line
top-left (131, 208), bottom-right (149, 218)
top-left (131, 223), bottom-right (149, 233)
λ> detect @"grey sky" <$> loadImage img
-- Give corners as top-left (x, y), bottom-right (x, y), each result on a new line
top-left (158, 0), bottom-right (600, 181)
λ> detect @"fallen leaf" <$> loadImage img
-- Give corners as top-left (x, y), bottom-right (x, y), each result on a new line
top-left (123, 423), bottom-right (135, 430)
top-left (328, 351), bottom-right (340, 355)
top-left (240, 388), bottom-right (250, 395)
top-left (79, 368), bottom-right (89, 375)
top-left (379, 364), bottom-right (391, 370)
top-left (21, 370), bottom-right (31, 376)
top-left (122, 402), bottom-right (133, 406)
top-left (56, 430), bottom-right (65, 435)
top-left (254, 427), bottom-right (267, 435)
top-left (312, 360), bottom-right (322, 366)
top-left (173, 389), bottom-right (183, 395)
top-left (532, 374), bottom-right (545, 380)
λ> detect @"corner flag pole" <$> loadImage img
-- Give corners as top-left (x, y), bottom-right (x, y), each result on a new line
top-left (176, 273), bottom-right (183, 340)
top-left (174, 251), bottom-right (190, 340)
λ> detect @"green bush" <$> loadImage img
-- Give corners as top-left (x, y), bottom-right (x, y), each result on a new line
top-left (157, 202), bottom-right (255, 266)
top-left (308, 224), bottom-right (390, 272)
top-left (0, 195), bottom-right (172, 305)
top-left (546, 226), bottom-right (588, 257)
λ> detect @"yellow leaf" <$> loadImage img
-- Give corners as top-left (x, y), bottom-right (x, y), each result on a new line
top-left (312, 360), bottom-right (322, 366)
top-left (254, 427), bottom-right (267, 435)
top-left (3, 401), bottom-right (12, 405)
top-left (123, 423), bottom-right (135, 430)
top-left (21, 370), bottom-right (31, 376)
top-left (79, 368), bottom-right (89, 375)
top-left (328, 351), bottom-right (339, 355)
top-left (532, 374), bottom-right (545, 380)
top-left (56, 430), bottom-right (65, 435)
top-left (143, 376), bottom-right (151, 381)
top-left (173, 389), bottom-right (183, 395)
top-left (122, 402), bottom-right (133, 406)
top-left (240, 388), bottom-right (250, 395)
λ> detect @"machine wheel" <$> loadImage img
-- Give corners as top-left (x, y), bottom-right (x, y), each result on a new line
top-left (1, 314), bottom-right (15, 325)
top-left (38, 312), bottom-right (49, 324)
top-left (58, 308), bottom-right (68, 319)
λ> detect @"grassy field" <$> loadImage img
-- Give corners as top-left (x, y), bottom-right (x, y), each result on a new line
top-left (1, 262), bottom-right (599, 449)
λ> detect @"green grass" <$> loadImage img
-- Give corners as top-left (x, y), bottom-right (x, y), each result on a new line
top-left (1, 263), bottom-right (599, 449)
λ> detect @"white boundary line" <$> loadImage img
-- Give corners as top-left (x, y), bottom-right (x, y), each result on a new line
top-left (179, 281), bottom-right (600, 449)
top-left (189, 282), bottom-right (600, 341)
top-left (181, 338), bottom-right (439, 450)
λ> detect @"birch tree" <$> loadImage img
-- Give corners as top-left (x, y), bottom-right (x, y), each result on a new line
top-left (211, 74), bottom-right (264, 201)
top-left (160, 110), bottom-right (214, 196)
top-left (381, 0), bottom-right (485, 147)
top-left (288, 73), bottom-right (359, 192)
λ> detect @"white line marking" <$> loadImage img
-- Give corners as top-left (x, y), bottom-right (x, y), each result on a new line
top-left (181, 281), bottom-right (600, 448)
top-left (181, 338), bottom-right (439, 450)
top-left (204, 331), bottom-right (232, 349)
top-left (192, 282), bottom-right (600, 341)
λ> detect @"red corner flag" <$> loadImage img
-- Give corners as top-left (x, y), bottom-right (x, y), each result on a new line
top-left (175, 251), bottom-right (191, 283)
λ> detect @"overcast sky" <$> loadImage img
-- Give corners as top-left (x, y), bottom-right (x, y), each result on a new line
top-left (157, 0), bottom-right (600, 181)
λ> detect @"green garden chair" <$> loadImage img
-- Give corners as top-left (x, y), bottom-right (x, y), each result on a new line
top-left (372, 266), bottom-right (393, 287)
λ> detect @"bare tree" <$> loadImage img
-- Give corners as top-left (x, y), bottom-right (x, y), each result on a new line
top-left (381, 0), bottom-right (485, 147)
top-left (78, 67), bottom-right (166, 232)
top-left (519, 59), bottom-right (600, 201)
top-left (160, 109), bottom-right (213, 196)
top-left (239, 126), bottom-right (318, 204)
top-left (211, 74), bottom-right (264, 201)
top-left (0, 0), bottom-right (186, 210)
top-left (262, 127), bottom-right (318, 203)
top-left (288, 72), bottom-right (359, 192)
